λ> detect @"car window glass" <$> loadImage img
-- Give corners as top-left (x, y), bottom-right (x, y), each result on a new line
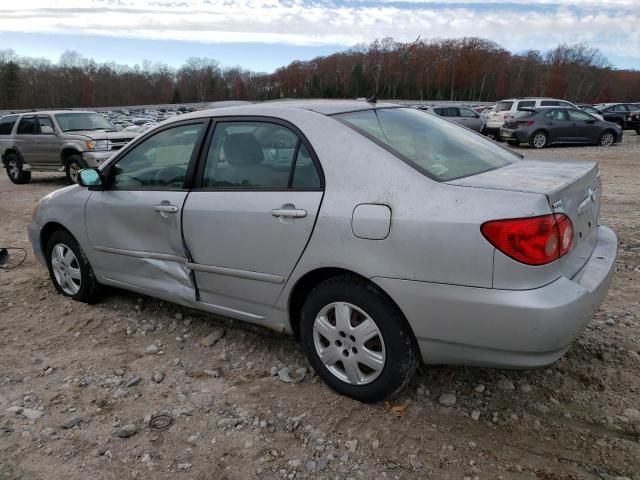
top-left (517, 101), bottom-right (535, 108)
top-left (540, 101), bottom-right (560, 106)
top-left (291, 143), bottom-right (321, 189)
top-left (495, 101), bottom-right (513, 112)
top-left (512, 110), bottom-right (536, 119)
top-left (557, 101), bottom-right (573, 107)
top-left (38, 116), bottom-right (55, 132)
top-left (568, 110), bottom-right (593, 121)
top-left (459, 107), bottom-right (477, 118)
top-left (203, 121), bottom-right (300, 189)
top-left (17, 117), bottom-right (37, 134)
top-left (338, 108), bottom-right (517, 182)
top-left (544, 110), bottom-right (568, 121)
top-left (613, 105), bottom-right (626, 112)
top-left (0, 115), bottom-right (19, 135)
top-left (111, 123), bottom-right (204, 190)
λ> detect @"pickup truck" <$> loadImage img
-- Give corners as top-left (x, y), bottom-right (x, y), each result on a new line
top-left (0, 110), bottom-right (137, 184)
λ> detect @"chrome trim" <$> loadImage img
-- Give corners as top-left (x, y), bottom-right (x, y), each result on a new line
top-left (94, 246), bottom-right (187, 263)
top-left (185, 262), bottom-right (284, 284)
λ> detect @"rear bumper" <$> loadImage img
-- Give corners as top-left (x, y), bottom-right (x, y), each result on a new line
top-left (372, 225), bottom-right (617, 368)
top-left (499, 128), bottom-right (527, 142)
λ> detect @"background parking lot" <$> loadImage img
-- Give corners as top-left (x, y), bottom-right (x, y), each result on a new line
top-left (1, 136), bottom-right (639, 479)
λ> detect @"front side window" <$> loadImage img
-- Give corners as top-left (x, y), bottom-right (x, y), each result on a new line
top-left (568, 109), bottom-right (593, 121)
top-left (0, 115), bottom-right (18, 135)
top-left (38, 116), bottom-right (55, 133)
top-left (111, 123), bottom-right (205, 190)
top-left (495, 101), bottom-right (514, 112)
top-left (544, 110), bottom-right (569, 121)
top-left (54, 112), bottom-right (116, 132)
top-left (17, 117), bottom-right (37, 134)
top-left (459, 107), bottom-right (477, 118)
top-left (337, 108), bottom-right (518, 182)
top-left (202, 121), bottom-right (320, 189)
top-left (613, 105), bottom-right (627, 112)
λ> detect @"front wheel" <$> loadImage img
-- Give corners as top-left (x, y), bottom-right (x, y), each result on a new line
top-left (599, 130), bottom-right (615, 147)
top-left (65, 154), bottom-right (84, 184)
top-left (5, 154), bottom-right (31, 184)
top-left (529, 131), bottom-right (548, 149)
top-left (300, 276), bottom-right (418, 402)
top-left (46, 230), bottom-right (100, 303)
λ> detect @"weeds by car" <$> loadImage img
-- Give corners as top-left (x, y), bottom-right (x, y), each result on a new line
top-left (28, 100), bottom-right (617, 402)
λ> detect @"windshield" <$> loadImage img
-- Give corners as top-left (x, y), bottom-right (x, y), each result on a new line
top-left (495, 101), bottom-right (514, 112)
top-left (337, 107), bottom-right (518, 182)
top-left (54, 113), bottom-right (116, 132)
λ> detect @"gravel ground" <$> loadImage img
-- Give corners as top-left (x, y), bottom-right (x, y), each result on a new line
top-left (1, 134), bottom-right (639, 480)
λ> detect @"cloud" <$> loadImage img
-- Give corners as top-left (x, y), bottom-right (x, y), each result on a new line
top-left (0, 1), bottom-right (638, 63)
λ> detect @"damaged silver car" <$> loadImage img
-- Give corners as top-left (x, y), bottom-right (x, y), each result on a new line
top-left (29, 101), bottom-right (617, 402)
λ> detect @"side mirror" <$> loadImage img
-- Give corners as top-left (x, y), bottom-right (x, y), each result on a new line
top-left (40, 125), bottom-right (55, 135)
top-left (77, 168), bottom-right (104, 189)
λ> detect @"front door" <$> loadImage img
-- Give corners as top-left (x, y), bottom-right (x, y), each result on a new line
top-left (85, 121), bottom-right (208, 300)
top-left (543, 109), bottom-right (572, 142)
top-left (33, 115), bottom-right (61, 164)
top-left (567, 109), bottom-right (601, 142)
top-left (182, 119), bottom-right (324, 323)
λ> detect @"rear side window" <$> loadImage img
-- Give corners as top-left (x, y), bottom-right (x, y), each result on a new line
top-left (512, 110), bottom-right (536, 119)
top-left (540, 101), bottom-right (560, 106)
top-left (17, 117), bottom-right (37, 134)
top-left (517, 101), bottom-right (535, 109)
top-left (544, 110), bottom-right (569, 121)
top-left (458, 107), bottom-right (477, 118)
top-left (337, 108), bottom-right (517, 182)
top-left (495, 101), bottom-right (514, 112)
top-left (0, 115), bottom-right (18, 135)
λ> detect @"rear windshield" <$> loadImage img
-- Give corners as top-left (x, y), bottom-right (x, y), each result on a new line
top-left (511, 110), bottom-right (536, 119)
top-left (495, 101), bottom-right (514, 112)
top-left (336, 108), bottom-right (518, 182)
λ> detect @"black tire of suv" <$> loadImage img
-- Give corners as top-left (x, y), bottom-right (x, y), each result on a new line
top-left (65, 155), bottom-right (84, 184)
top-left (299, 275), bottom-right (419, 403)
top-left (4, 153), bottom-right (31, 184)
top-left (45, 229), bottom-right (101, 304)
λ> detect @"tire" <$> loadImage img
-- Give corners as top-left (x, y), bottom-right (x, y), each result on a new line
top-left (507, 139), bottom-right (519, 146)
top-left (4, 153), bottom-right (31, 184)
top-left (45, 230), bottom-right (100, 303)
top-left (635, 128), bottom-right (640, 135)
top-left (598, 130), bottom-right (615, 147)
top-left (65, 154), bottom-right (84, 184)
top-left (529, 131), bottom-right (548, 149)
top-left (300, 276), bottom-right (418, 402)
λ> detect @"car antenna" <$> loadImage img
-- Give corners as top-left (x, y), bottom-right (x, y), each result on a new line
top-left (366, 94), bottom-right (377, 104)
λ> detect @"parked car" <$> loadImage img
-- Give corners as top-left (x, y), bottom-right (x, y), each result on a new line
top-left (484, 98), bottom-right (578, 138)
top-left (0, 111), bottom-right (138, 184)
top-left (593, 103), bottom-right (640, 134)
top-left (576, 104), bottom-right (604, 121)
top-left (500, 107), bottom-right (622, 148)
top-left (29, 100), bottom-right (617, 402)
top-left (421, 105), bottom-right (485, 132)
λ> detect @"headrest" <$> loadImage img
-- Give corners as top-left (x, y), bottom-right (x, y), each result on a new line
top-left (222, 133), bottom-right (263, 166)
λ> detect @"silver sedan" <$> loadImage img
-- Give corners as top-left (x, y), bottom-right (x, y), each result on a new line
top-left (29, 100), bottom-right (617, 402)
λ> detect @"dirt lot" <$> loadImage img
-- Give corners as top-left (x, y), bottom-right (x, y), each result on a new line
top-left (1, 135), bottom-right (639, 480)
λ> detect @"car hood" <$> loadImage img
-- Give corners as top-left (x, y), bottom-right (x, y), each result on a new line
top-left (65, 130), bottom-right (137, 141)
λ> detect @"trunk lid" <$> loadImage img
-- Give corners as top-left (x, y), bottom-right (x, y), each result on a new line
top-left (448, 159), bottom-right (601, 279)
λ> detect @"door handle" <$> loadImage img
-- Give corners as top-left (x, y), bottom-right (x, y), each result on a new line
top-left (272, 208), bottom-right (307, 218)
top-left (153, 204), bottom-right (179, 214)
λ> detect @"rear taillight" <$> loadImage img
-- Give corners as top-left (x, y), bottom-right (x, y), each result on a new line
top-left (481, 214), bottom-right (574, 266)
top-left (518, 120), bottom-right (535, 126)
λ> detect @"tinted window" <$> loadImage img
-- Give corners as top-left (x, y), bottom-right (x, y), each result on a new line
top-left (517, 101), bottom-right (535, 108)
top-left (17, 117), bottom-right (37, 134)
top-left (540, 100), bottom-right (560, 106)
top-left (202, 121), bottom-right (317, 189)
top-left (495, 101), bottom-right (514, 112)
top-left (458, 107), bottom-right (477, 118)
top-left (38, 116), bottom-right (55, 132)
top-left (291, 144), bottom-right (321, 189)
top-left (338, 108), bottom-right (518, 182)
top-left (0, 115), bottom-right (18, 135)
top-left (557, 101), bottom-right (573, 107)
top-left (580, 106), bottom-right (599, 114)
top-left (613, 105), bottom-right (627, 112)
top-left (440, 107), bottom-right (459, 117)
top-left (568, 109), bottom-right (594, 121)
top-left (544, 110), bottom-right (569, 121)
top-left (111, 123), bottom-right (204, 190)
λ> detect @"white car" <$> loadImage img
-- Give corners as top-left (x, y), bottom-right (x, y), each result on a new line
top-left (484, 98), bottom-right (578, 138)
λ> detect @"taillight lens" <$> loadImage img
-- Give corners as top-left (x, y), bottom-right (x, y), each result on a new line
top-left (481, 214), bottom-right (574, 266)
top-left (518, 120), bottom-right (535, 126)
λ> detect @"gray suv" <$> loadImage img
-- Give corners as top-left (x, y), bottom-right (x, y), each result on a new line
top-left (0, 111), bottom-right (137, 184)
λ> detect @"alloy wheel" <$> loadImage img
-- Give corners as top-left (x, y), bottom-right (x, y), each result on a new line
top-left (600, 132), bottom-right (614, 147)
top-left (312, 301), bottom-right (386, 386)
top-left (532, 133), bottom-right (547, 148)
top-left (68, 163), bottom-right (80, 183)
top-left (50, 243), bottom-right (81, 295)
top-left (8, 160), bottom-right (18, 179)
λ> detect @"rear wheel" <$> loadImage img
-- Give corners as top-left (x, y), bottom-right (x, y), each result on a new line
top-left (529, 131), bottom-right (548, 149)
top-left (4, 153), bottom-right (31, 184)
top-left (599, 130), bottom-right (615, 147)
top-left (300, 276), bottom-right (418, 402)
top-left (65, 154), bottom-right (84, 184)
top-left (45, 230), bottom-right (100, 303)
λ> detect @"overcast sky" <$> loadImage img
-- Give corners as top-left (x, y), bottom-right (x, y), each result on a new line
top-left (0, 0), bottom-right (638, 71)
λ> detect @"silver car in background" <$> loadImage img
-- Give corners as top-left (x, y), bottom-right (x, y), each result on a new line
top-left (420, 105), bottom-right (485, 132)
top-left (29, 101), bottom-right (617, 402)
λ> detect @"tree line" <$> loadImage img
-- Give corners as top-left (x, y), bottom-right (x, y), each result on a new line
top-left (1, 37), bottom-right (638, 110)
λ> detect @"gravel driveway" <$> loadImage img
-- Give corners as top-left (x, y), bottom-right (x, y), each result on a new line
top-left (1, 134), bottom-right (639, 480)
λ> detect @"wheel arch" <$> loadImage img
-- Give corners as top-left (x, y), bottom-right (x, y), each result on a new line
top-left (529, 129), bottom-right (550, 145)
top-left (287, 267), bottom-right (413, 341)
top-left (40, 221), bottom-right (73, 255)
top-left (2, 148), bottom-right (21, 166)
top-left (60, 148), bottom-right (83, 166)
